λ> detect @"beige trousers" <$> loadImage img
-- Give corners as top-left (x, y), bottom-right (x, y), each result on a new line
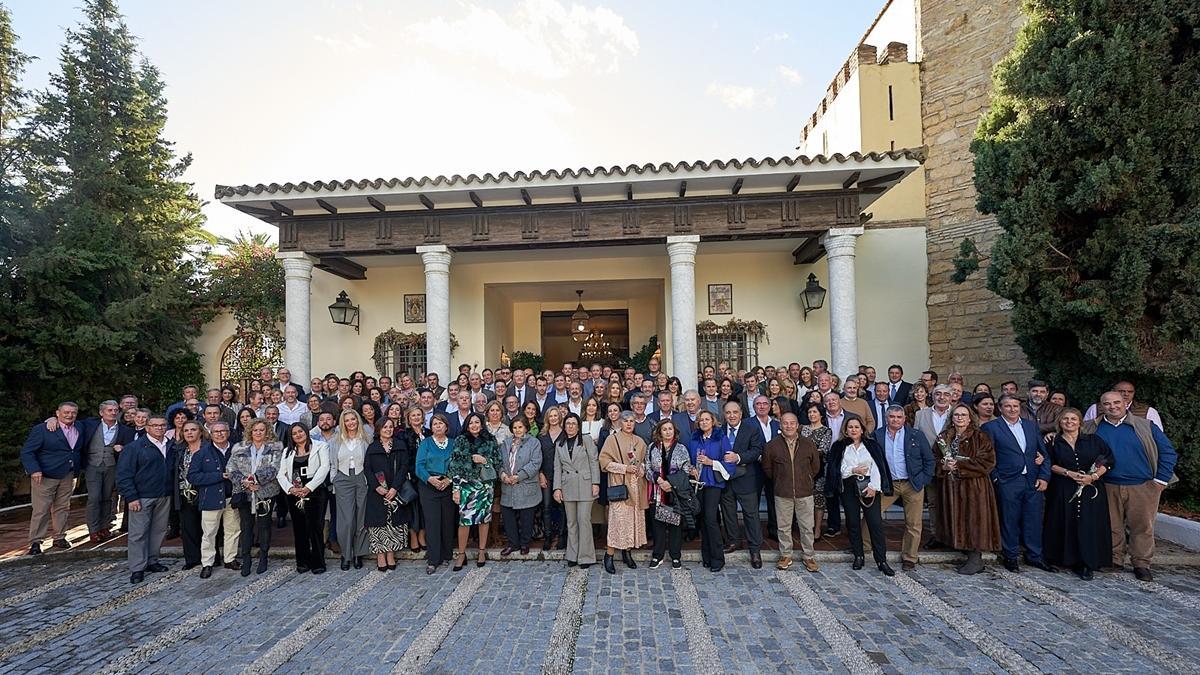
top-left (200, 500), bottom-right (242, 566)
top-left (1107, 480), bottom-right (1161, 569)
top-left (775, 495), bottom-right (815, 559)
top-left (29, 475), bottom-right (76, 546)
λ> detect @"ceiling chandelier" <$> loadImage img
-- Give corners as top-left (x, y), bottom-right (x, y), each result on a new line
top-left (571, 290), bottom-right (592, 342)
top-left (579, 331), bottom-right (613, 363)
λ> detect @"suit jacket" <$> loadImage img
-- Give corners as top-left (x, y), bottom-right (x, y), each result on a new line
top-left (77, 417), bottom-right (136, 471)
top-left (20, 423), bottom-right (83, 479)
top-left (827, 410), bottom-right (865, 442)
top-left (116, 436), bottom-right (172, 502)
top-left (722, 423), bottom-right (766, 494)
top-left (187, 442), bottom-right (235, 510)
top-left (914, 407), bottom-right (953, 447)
top-left (469, 387), bottom-right (497, 403)
top-left (555, 434), bottom-right (600, 501)
top-left (445, 410), bottom-right (471, 439)
top-left (509, 385), bottom-right (535, 408)
top-left (671, 411), bottom-right (700, 439)
top-left (748, 416), bottom-right (781, 445)
top-left (872, 425), bottom-right (935, 493)
top-left (498, 434), bottom-right (543, 509)
top-left (870, 398), bottom-right (893, 432)
top-left (888, 381), bottom-right (913, 405)
top-left (982, 418), bottom-right (1050, 485)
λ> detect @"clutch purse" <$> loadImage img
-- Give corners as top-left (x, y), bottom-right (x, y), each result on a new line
top-left (605, 484), bottom-right (629, 502)
top-left (654, 503), bottom-right (680, 526)
top-left (479, 464), bottom-right (498, 482)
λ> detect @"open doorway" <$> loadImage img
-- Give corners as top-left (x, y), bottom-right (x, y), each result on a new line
top-left (541, 309), bottom-right (629, 369)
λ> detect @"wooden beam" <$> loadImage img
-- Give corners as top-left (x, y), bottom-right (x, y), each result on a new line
top-left (572, 186), bottom-right (582, 204)
top-left (316, 199), bottom-right (338, 215)
top-left (269, 201), bottom-right (293, 217)
top-left (678, 181), bottom-right (687, 198)
top-left (418, 194), bottom-right (435, 210)
top-left (732, 178), bottom-right (744, 195)
top-left (317, 256), bottom-right (368, 280)
top-left (520, 189), bottom-right (532, 206)
top-left (841, 171), bottom-right (861, 190)
top-left (469, 191), bottom-right (483, 208)
top-left (626, 184), bottom-right (633, 201)
top-left (366, 196), bottom-right (387, 212)
top-left (857, 170), bottom-right (906, 189)
top-left (785, 175), bottom-right (801, 192)
top-left (233, 204), bottom-right (278, 218)
top-left (791, 236), bottom-right (825, 265)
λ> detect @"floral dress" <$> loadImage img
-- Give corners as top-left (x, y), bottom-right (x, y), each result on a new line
top-left (448, 434), bottom-right (501, 526)
top-left (801, 425), bottom-right (832, 510)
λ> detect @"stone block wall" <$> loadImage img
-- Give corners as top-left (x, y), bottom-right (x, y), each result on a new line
top-left (920, 0), bottom-right (1033, 385)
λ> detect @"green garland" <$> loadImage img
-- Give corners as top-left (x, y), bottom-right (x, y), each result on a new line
top-left (372, 328), bottom-right (459, 376)
top-left (696, 319), bottom-right (769, 344)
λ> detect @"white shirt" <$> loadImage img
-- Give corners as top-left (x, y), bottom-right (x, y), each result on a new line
top-left (568, 399), bottom-right (583, 417)
top-left (828, 413), bottom-right (845, 441)
top-left (930, 408), bottom-right (950, 435)
top-left (278, 400), bottom-right (306, 425)
top-left (840, 442), bottom-right (881, 491)
top-left (1005, 417), bottom-right (1028, 474)
top-left (581, 420), bottom-right (603, 438)
top-left (756, 416), bottom-right (775, 442)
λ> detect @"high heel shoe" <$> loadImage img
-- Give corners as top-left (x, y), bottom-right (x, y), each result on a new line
top-left (621, 549), bottom-right (637, 569)
top-left (453, 554), bottom-right (466, 572)
top-left (603, 554), bottom-right (616, 575)
top-left (476, 551), bottom-right (487, 568)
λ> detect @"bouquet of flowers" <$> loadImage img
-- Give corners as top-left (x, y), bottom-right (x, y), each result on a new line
top-left (1068, 461), bottom-right (1102, 503)
top-left (936, 438), bottom-right (959, 478)
top-left (180, 478), bottom-right (197, 504)
top-left (292, 476), bottom-right (309, 509)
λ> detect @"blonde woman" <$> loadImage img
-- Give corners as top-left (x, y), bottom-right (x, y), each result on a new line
top-left (228, 418), bottom-right (283, 576)
top-left (329, 409), bottom-right (372, 571)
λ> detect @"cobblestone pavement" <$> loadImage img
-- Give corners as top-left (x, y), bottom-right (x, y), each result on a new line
top-left (0, 555), bottom-right (1197, 674)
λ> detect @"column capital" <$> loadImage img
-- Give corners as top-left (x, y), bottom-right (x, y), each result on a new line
top-left (666, 235), bottom-right (699, 265)
top-left (417, 245), bottom-right (452, 272)
top-left (277, 251), bottom-right (317, 279)
top-left (820, 226), bottom-right (864, 258)
top-left (666, 234), bottom-right (701, 245)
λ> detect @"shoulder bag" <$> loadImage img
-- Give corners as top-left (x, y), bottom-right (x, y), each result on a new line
top-left (605, 435), bottom-right (629, 502)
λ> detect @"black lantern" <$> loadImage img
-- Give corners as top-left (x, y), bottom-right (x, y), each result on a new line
top-left (328, 290), bottom-right (360, 333)
top-left (571, 290), bottom-right (591, 342)
top-left (801, 273), bottom-right (826, 321)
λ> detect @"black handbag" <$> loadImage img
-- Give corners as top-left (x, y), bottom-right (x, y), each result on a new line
top-left (397, 479), bottom-right (419, 506)
top-left (606, 435), bottom-right (630, 502)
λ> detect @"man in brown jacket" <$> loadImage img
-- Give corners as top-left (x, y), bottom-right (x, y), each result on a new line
top-left (762, 412), bottom-right (822, 572)
top-left (1019, 379), bottom-right (1063, 435)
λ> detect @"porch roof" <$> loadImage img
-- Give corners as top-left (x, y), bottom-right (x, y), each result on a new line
top-left (215, 148), bottom-right (923, 220)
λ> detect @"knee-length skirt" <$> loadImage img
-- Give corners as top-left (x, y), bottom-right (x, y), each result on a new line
top-left (457, 480), bottom-right (495, 526)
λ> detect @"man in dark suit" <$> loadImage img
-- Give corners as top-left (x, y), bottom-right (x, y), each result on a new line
top-left (648, 391), bottom-right (676, 424)
top-left (275, 367), bottom-right (304, 399)
top-left (866, 405), bottom-right (935, 570)
top-left (78, 400), bottom-right (136, 541)
top-left (671, 391), bottom-right (703, 439)
top-left (719, 400), bottom-right (766, 568)
top-left (445, 390), bottom-right (473, 439)
top-left (21, 401), bottom-right (85, 554)
top-left (871, 382), bottom-right (893, 428)
top-left (509, 369), bottom-right (535, 408)
top-left (748, 394), bottom-right (781, 539)
top-left (885, 365), bottom-right (913, 405)
top-left (117, 414), bottom-right (174, 583)
top-left (982, 395), bottom-right (1053, 573)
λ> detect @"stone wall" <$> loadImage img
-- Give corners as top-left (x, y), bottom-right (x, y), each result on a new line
top-left (920, 0), bottom-right (1032, 386)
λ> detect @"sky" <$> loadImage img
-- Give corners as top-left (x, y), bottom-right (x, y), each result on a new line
top-left (7, 0), bottom-right (888, 241)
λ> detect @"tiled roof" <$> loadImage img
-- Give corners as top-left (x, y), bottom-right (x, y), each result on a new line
top-left (214, 148), bottom-right (925, 199)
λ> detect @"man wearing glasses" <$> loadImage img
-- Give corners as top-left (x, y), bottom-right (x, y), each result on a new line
top-left (116, 415), bottom-right (173, 583)
top-left (187, 421), bottom-right (242, 578)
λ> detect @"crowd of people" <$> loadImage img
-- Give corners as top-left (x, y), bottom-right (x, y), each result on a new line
top-left (19, 359), bottom-right (1177, 584)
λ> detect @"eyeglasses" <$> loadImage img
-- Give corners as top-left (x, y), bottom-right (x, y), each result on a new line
top-left (148, 423), bottom-right (167, 428)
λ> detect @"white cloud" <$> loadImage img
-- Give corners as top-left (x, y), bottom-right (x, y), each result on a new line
top-left (753, 31), bottom-right (790, 52)
top-left (705, 82), bottom-right (774, 110)
top-left (402, 0), bottom-right (640, 80)
top-left (777, 65), bottom-right (803, 86)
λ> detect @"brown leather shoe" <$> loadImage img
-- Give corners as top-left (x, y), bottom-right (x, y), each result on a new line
top-left (802, 558), bottom-right (819, 573)
top-left (723, 544), bottom-right (738, 554)
top-left (224, 560), bottom-right (242, 571)
top-left (776, 556), bottom-right (793, 571)
top-left (902, 561), bottom-right (916, 572)
top-left (89, 533), bottom-right (103, 543)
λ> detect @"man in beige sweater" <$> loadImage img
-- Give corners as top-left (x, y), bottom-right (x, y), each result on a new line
top-left (840, 378), bottom-right (876, 432)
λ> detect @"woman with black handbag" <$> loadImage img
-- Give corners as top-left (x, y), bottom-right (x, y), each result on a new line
top-left (364, 418), bottom-right (413, 571)
top-left (598, 410), bottom-right (649, 574)
top-left (826, 417), bottom-right (895, 576)
top-left (647, 418), bottom-right (693, 570)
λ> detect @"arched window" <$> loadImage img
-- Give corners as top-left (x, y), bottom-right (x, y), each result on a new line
top-left (220, 330), bottom-right (285, 400)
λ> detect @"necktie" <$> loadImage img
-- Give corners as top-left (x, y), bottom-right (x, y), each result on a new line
top-left (890, 383), bottom-right (897, 399)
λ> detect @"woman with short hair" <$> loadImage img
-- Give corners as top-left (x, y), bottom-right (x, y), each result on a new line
top-left (935, 404), bottom-right (1001, 575)
top-left (416, 414), bottom-right (456, 574)
top-left (277, 422), bottom-right (330, 574)
top-left (599, 410), bottom-right (649, 574)
top-left (904, 384), bottom-right (931, 426)
top-left (690, 410), bottom-right (734, 572)
top-left (484, 400), bottom-right (512, 446)
top-left (647, 419), bottom-right (692, 569)
top-left (499, 417), bottom-right (542, 555)
top-left (365, 418), bottom-right (412, 571)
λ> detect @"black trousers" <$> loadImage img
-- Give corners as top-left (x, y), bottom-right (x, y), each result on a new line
top-left (237, 501), bottom-right (273, 561)
top-left (288, 488), bottom-right (328, 570)
top-left (699, 487), bottom-right (725, 568)
top-left (178, 500), bottom-right (203, 566)
top-left (419, 482), bottom-right (456, 566)
top-left (502, 505), bottom-right (534, 549)
top-left (764, 479), bottom-right (778, 539)
top-left (652, 514), bottom-right (682, 562)
top-left (720, 485), bottom-right (763, 553)
top-left (840, 478), bottom-right (886, 564)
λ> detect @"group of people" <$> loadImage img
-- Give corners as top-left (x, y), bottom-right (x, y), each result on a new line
top-left (19, 359), bottom-right (1176, 584)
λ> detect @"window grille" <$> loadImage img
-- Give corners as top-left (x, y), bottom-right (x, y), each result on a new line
top-left (697, 328), bottom-right (759, 371)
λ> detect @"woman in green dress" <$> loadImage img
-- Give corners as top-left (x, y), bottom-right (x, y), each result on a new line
top-left (449, 412), bottom-right (501, 571)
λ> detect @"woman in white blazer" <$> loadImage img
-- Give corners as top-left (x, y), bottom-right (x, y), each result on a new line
top-left (277, 423), bottom-right (331, 574)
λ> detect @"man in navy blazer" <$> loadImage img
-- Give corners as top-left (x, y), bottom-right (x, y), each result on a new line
top-left (982, 395), bottom-right (1053, 573)
top-left (719, 400), bottom-right (767, 568)
top-left (670, 391), bottom-right (704, 439)
top-left (116, 414), bottom-right (174, 583)
top-left (884, 365), bottom-right (913, 405)
top-left (20, 401), bottom-right (85, 555)
top-left (866, 405), bottom-right (935, 570)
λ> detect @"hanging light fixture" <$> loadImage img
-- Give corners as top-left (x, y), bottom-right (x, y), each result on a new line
top-left (328, 290), bottom-right (360, 333)
top-left (801, 273), bottom-right (827, 321)
top-left (570, 290), bottom-right (592, 342)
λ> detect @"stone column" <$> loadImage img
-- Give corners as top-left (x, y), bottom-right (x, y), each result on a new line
top-left (820, 227), bottom-right (864, 381)
top-left (417, 245), bottom-right (452, 385)
top-left (666, 235), bottom-right (700, 385)
top-left (277, 251), bottom-right (318, 386)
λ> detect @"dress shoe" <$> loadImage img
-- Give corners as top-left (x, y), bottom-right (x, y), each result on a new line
top-left (823, 527), bottom-right (839, 537)
top-left (520, 547), bottom-right (530, 555)
top-left (240, 557), bottom-right (252, 577)
top-left (313, 567), bottom-right (326, 575)
top-left (671, 559), bottom-right (682, 570)
top-left (297, 565), bottom-right (310, 574)
top-left (1002, 558), bottom-right (1020, 573)
top-left (776, 556), bottom-right (793, 571)
top-left (256, 557), bottom-right (269, 574)
top-left (878, 562), bottom-right (896, 577)
top-left (852, 556), bottom-right (865, 570)
top-left (621, 550), bottom-right (637, 569)
top-left (52, 539), bottom-right (71, 550)
top-left (957, 551), bottom-right (984, 575)
top-left (542, 538), bottom-right (553, 552)
top-left (377, 565), bottom-right (388, 572)
top-left (183, 562), bottom-right (200, 571)
top-left (130, 571), bottom-right (144, 584)
top-left (723, 544), bottom-right (738, 554)
top-left (146, 563), bottom-right (169, 573)
top-left (1077, 566), bottom-right (1094, 581)
top-left (902, 561), bottom-right (916, 572)
top-left (501, 547), bottom-right (515, 556)
top-left (1025, 558), bottom-right (1056, 573)
top-left (750, 554), bottom-right (763, 570)
top-left (199, 566), bottom-right (212, 579)
top-left (354, 556), bottom-right (364, 569)
top-left (340, 559), bottom-right (351, 571)
top-left (709, 564), bottom-right (724, 573)
top-left (566, 560), bottom-right (577, 567)
top-left (99, 530), bottom-right (112, 540)
top-left (802, 558), bottom-right (819, 573)
top-left (1134, 567), bottom-right (1153, 582)
top-left (89, 532), bottom-right (103, 543)
top-left (388, 564), bottom-right (396, 571)
top-left (224, 561), bottom-right (242, 571)
top-left (28, 543), bottom-right (42, 556)
top-left (426, 565), bottom-right (437, 575)
top-left (603, 554), bottom-right (616, 575)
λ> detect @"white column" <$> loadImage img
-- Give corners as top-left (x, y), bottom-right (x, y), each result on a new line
top-left (820, 226), bottom-right (864, 382)
top-left (666, 235), bottom-right (700, 384)
top-left (417, 245), bottom-right (452, 385)
top-left (277, 251), bottom-right (318, 386)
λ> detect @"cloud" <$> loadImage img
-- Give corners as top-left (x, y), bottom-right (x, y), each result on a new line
top-left (705, 82), bottom-right (774, 110)
top-left (402, 0), bottom-right (640, 80)
top-left (777, 65), bottom-right (803, 86)
top-left (753, 31), bottom-right (790, 52)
